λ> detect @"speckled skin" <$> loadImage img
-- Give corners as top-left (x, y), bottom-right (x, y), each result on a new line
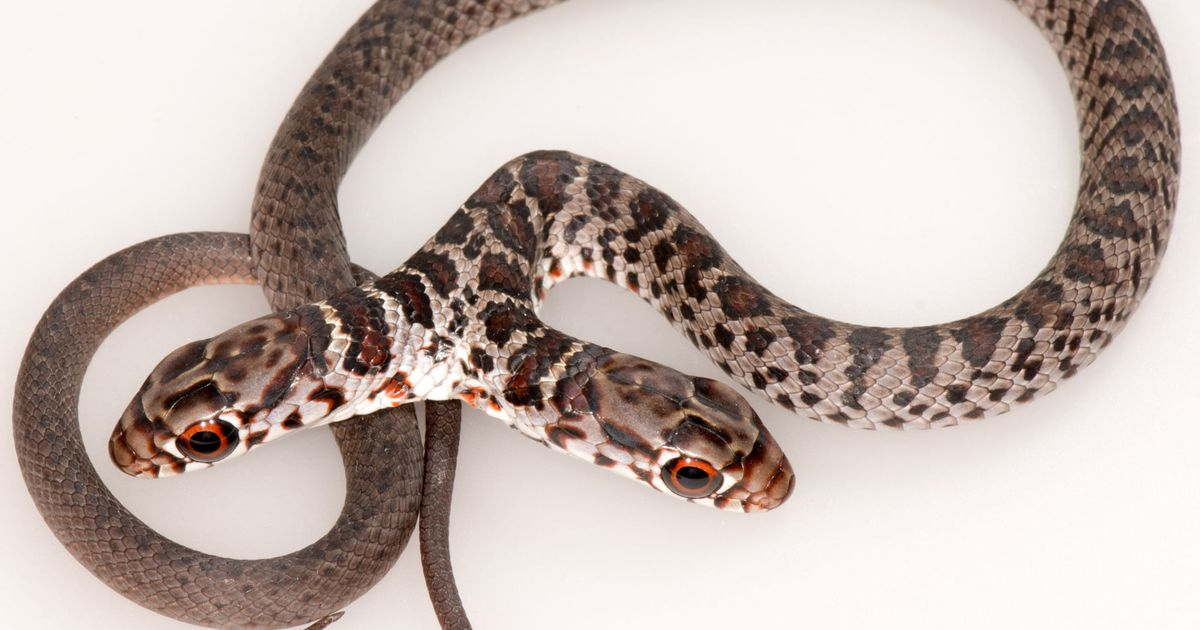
top-left (16, 1), bottom-right (566, 628)
top-left (15, 0), bottom-right (1181, 628)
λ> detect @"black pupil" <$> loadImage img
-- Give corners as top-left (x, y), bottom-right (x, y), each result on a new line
top-left (676, 465), bottom-right (711, 490)
top-left (188, 430), bottom-right (221, 453)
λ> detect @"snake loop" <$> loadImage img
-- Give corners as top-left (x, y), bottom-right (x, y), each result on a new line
top-left (14, 0), bottom-right (1179, 628)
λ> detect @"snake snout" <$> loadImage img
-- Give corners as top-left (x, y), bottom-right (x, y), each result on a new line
top-left (109, 395), bottom-right (182, 478)
top-left (735, 435), bottom-right (795, 513)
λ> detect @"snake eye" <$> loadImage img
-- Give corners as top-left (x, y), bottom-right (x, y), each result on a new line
top-left (177, 419), bottom-right (240, 462)
top-left (662, 457), bottom-right (722, 499)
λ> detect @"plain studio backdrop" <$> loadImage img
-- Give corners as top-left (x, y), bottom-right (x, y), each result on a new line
top-left (1, 1), bottom-right (1197, 628)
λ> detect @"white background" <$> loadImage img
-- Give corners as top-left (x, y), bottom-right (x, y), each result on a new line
top-left (1, 1), bottom-right (1197, 628)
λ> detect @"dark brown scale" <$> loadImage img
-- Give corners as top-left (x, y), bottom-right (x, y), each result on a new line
top-left (781, 315), bottom-right (835, 366)
top-left (629, 188), bottom-right (678, 236)
top-left (682, 267), bottom-right (708, 302)
top-left (901, 327), bottom-right (943, 389)
top-left (715, 276), bottom-right (774, 319)
top-left (374, 271), bottom-right (435, 329)
top-left (433, 208), bottom-right (474, 245)
top-left (952, 316), bottom-right (1007, 369)
top-left (1061, 241), bottom-right (1119, 285)
top-left (743, 328), bottom-right (776, 356)
top-left (477, 253), bottom-right (532, 301)
top-left (1101, 105), bottom-right (1168, 150)
top-left (325, 287), bottom-right (392, 376)
top-left (1014, 280), bottom-right (1068, 329)
top-left (519, 151), bottom-right (580, 217)
top-left (652, 239), bottom-right (676, 273)
top-left (547, 424), bottom-right (587, 449)
top-left (583, 162), bottom-right (626, 218)
top-left (502, 328), bottom-right (577, 408)
top-left (671, 224), bottom-right (725, 271)
top-left (480, 300), bottom-right (538, 346)
top-left (485, 199), bottom-right (538, 263)
top-left (405, 250), bottom-right (460, 297)
top-left (842, 328), bottom-right (892, 410)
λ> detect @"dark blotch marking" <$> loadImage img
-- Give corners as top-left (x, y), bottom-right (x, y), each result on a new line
top-left (477, 253), bottom-right (530, 301)
top-left (503, 329), bottom-right (576, 409)
top-left (486, 200), bottom-right (537, 264)
top-left (901, 327), bottom-right (942, 389)
top-left (434, 209), bottom-right (474, 245)
top-left (282, 412), bottom-right (304, 430)
top-left (714, 276), bottom-right (773, 319)
top-left (582, 162), bottom-right (624, 218)
top-left (629, 188), bottom-right (677, 236)
top-left (682, 268), bottom-right (707, 302)
top-left (952, 316), bottom-right (1007, 368)
top-left (842, 328), bottom-right (892, 410)
top-left (1015, 280), bottom-right (1067, 330)
top-left (519, 151), bottom-right (579, 218)
top-left (1083, 200), bottom-right (1146, 241)
top-left (325, 287), bottom-right (392, 376)
top-left (405, 250), bottom-right (459, 297)
top-left (310, 388), bottom-right (345, 411)
top-left (375, 272), bottom-right (435, 329)
top-left (781, 315), bottom-right (835, 366)
top-left (1062, 241), bottom-right (1117, 285)
top-left (1011, 337), bottom-right (1036, 373)
top-left (652, 239), bottom-right (677, 273)
top-left (1021, 359), bottom-right (1043, 382)
top-left (547, 424), bottom-right (587, 450)
top-left (469, 347), bottom-right (494, 374)
top-left (480, 301), bottom-right (539, 346)
top-left (671, 225), bottom-right (724, 272)
top-left (713, 324), bottom-right (735, 350)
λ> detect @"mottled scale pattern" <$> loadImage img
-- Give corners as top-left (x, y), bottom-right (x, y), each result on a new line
top-left (270, 0), bottom-right (1179, 432)
top-left (309, 55), bottom-right (1178, 430)
top-left (16, 0), bottom-right (1181, 628)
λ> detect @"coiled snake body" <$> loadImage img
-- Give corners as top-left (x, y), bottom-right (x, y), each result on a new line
top-left (14, 0), bottom-right (1180, 628)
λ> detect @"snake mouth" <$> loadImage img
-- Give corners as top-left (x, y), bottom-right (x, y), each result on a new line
top-left (109, 397), bottom-right (185, 478)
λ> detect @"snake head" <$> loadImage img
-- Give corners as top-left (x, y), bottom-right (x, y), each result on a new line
top-left (525, 351), bottom-right (794, 512)
top-left (109, 310), bottom-right (331, 477)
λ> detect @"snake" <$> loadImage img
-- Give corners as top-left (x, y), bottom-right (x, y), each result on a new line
top-left (13, 0), bottom-right (1180, 627)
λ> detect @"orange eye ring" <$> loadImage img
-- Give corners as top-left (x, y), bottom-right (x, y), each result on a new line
top-left (177, 419), bottom-right (240, 463)
top-left (662, 457), bottom-right (722, 499)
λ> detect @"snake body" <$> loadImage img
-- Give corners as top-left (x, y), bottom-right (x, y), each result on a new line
top-left (15, 0), bottom-right (1180, 627)
top-left (14, 234), bottom-right (425, 628)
